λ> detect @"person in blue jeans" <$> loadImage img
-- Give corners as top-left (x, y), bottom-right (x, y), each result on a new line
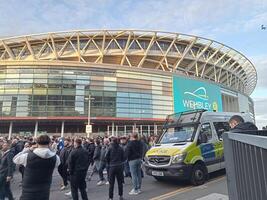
top-left (126, 133), bottom-right (143, 195)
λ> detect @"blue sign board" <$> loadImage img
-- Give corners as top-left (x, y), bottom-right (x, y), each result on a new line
top-left (173, 76), bottom-right (222, 112)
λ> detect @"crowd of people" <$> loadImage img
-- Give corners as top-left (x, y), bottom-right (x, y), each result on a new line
top-left (0, 133), bottom-right (158, 200)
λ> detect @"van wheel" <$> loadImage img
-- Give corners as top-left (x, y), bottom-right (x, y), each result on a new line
top-left (190, 163), bottom-right (207, 186)
top-left (154, 177), bottom-right (165, 182)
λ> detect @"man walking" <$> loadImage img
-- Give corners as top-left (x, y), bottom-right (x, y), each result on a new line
top-left (68, 138), bottom-right (90, 200)
top-left (58, 138), bottom-right (72, 190)
top-left (97, 137), bottom-right (109, 186)
top-left (106, 137), bottom-right (125, 200)
top-left (13, 135), bottom-right (60, 200)
top-left (0, 141), bottom-right (15, 200)
top-left (126, 133), bottom-right (143, 195)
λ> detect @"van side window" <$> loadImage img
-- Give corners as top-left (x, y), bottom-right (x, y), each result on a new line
top-left (213, 122), bottom-right (230, 140)
top-left (199, 123), bottom-right (212, 143)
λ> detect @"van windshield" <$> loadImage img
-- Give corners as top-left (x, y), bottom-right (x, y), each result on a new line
top-left (159, 125), bottom-right (196, 144)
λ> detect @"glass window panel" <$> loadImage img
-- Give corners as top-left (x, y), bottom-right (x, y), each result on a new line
top-left (34, 74), bottom-right (48, 79)
top-left (19, 89), bottom-right (32, 94)
top-left (48, 89), bottom-right (62, 95)
top-left (21, 73), bottom-right (34, 79)
top-left (19, 68), bottom-right (33, 74)
top-left (62, 89), bottom-right (76, 95)
top-left (5, 89), bottom-right (18, 94)
top-left (6, 79), bottom-right (19, 84)
top-left (33, 88), bottom-right (47, 95)
top-left (6, 74), bottom-right (19, 79)
top-left (19, 79), bottom-right (33, 84)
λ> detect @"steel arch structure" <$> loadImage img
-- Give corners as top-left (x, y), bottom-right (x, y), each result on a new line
top-left (0, 30), bottom-right (257, 95)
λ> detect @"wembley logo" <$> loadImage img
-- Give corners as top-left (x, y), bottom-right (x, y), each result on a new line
top-left (184, 87), bottom-right (209, 101)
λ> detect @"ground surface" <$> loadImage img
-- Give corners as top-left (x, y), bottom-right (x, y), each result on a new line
top-left (10, 169), bottom-right (228, 200)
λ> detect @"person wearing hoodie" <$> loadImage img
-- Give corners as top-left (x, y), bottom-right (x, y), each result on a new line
top-left (13, 135), bottom-right (60, 200)
top-left (105, 137), bottom-right (125, 200)
top-left (229, 115), bottom-right (258, 133)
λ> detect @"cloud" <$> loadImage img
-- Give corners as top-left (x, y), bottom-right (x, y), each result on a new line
top-left (253, 97), bottom-right (267, 129)
top-left (0, 0), bottom-right (266, 37)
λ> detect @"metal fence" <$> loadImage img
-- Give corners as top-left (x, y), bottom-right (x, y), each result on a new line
top-left (223, 131), bottom-right (267, 200)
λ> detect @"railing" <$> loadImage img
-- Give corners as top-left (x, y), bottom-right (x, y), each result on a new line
top-left (223, 131), bottom-right (267, 200)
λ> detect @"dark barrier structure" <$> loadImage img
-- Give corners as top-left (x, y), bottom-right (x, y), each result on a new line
top-left (223, 131), bottom-right (267, 200)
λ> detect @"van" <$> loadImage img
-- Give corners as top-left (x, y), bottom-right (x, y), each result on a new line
top-left (144, 109), bottom-right (253, 185)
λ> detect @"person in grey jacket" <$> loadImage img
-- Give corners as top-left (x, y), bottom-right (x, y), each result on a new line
top-left (0, 141), bottom-right (14, 200)
top-left (97, 137), bottom-right (110, 186)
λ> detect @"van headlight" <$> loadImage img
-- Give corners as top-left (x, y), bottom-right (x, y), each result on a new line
top-left (171, 153), bottom-right (187, 164)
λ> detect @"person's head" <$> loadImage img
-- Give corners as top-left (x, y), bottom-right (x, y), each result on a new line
top-left (74, 138), bottom-right (82, 148)
top-left (229, 115), bottom-right (245, 129)
top-left (2, 141), bottom-right (10, 152)
top-left (36, 135), bottom-right (51, 147)
top-left (64, 138), bottom-right (71, 147)
top-left (110, 136), bottom-right (119, 145)
top-left (103, 137), bottom-right (110, 146)
top-left (120, 136), bottom-right (127, 144)
top-left (95, 139), bottom-right (101, 146)
top-left (130, 133), bottom-right (139, 141)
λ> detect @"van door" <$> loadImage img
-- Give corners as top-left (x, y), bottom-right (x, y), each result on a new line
top-left (213, 122), bottom-right (230, 169)
top-left (198, 123), bottom-right (221, 173)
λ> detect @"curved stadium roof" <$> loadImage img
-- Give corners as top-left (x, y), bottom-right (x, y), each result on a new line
top-left (0, 30), bottom-right (257, 95)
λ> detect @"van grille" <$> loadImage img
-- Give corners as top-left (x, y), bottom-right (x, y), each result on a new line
top-left (148, 155), bottom-right (171, 166)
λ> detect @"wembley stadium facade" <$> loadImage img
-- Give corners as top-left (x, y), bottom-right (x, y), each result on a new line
top-left (0, 30), bottom-right (257, 137)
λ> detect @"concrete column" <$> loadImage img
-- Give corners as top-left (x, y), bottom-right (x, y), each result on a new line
top-left (140, 125), bottom-right (143, 136)
top-left (112, 122), bottom-right (115, 136)
top-left (61, 121), bottom-right (65, 138)
top-left (116, 125), bottom-right (118, 137)
top-left (148, 125), bottom-right (150, 137)
top-left (107, 125), bottom-right (110, 136)
top-left (132, 125), bottom-right (134, 133)
top-left (34, 121), bottom-right (38, 138)
top-left (155, 124), bottom-right (158, 135)
top-left (8, 122), bottom-right (13, 140)
top-left (124, 125), bottom-right (126, 135)
top-left (154, 123), bottom-right (156, 135)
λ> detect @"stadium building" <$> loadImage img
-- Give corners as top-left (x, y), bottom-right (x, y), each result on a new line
top-left (0, 30), bottom-right (257, 137)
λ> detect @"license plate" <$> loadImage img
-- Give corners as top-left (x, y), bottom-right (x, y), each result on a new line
top-left (152, 171), bottom-right (164, 176)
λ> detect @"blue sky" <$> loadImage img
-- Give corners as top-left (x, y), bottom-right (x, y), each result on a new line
top-left (0, 0), bottom-right (266, 127)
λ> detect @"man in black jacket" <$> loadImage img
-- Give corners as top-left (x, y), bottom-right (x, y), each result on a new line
top-left (58, 138), bottom-right (72, 190)
top-left (68, 138), bottom-right (90, 200)
top-left (106, 137), bottom-right (124, 200)
top-left (126, 133), bottom-right (143, 195)
top-left (0, 141), bottom-right (14, 200)
top-left (229, 115), bottom-right (258, 133)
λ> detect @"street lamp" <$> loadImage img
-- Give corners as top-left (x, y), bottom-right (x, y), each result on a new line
top-left (85, 94), bottom-right (95, 137)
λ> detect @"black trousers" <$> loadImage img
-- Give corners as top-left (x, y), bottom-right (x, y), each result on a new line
top-left (0, 181), bottom-right (14, 200)
top-left (58, 164), bottom-right (68, 186)
top-left (70, 171), bottom-right (88, 200)
top-left (108, 165), bottom-right (124, 199)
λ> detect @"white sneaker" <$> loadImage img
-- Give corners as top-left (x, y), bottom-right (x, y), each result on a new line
top-left (137, 189), bottom-right (142, 194)
top-left (105, 181), bottom-right (109, 185)
top-left (60, 185), bottom-right (68, 190)
top-left (129, 189), bottom-right (139, 195)
top-left (97, 181), bottom-right (105, 186)
top-left (65, 191), bottom-right (71, 196)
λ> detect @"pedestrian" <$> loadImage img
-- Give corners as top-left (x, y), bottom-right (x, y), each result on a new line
top-left (58, 138), bottom-right (72, 190)
top-left (126, 133), bottom-right (143, 195)
top-left (229, 115), bottom-right (258, 133)
top-left (106, 137), bottom-right (125, 200)
top-left (13, 134), bottom-right (60, 200)
top-left (68, 138), bottom-right (90, 200)
top-left (120, 137), bottom-right (131, 177)
top-left (88, 139), bottom-right (101, 180)
top-left (0, 141), bottom-right (15, 200)
top-left (97, 137), bottom-right (110, 186)
top-left (85, 138), bottom-right (95, 181)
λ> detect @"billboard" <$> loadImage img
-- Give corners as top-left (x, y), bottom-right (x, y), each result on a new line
top-left (173, 76), bottom-right (222, 112)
